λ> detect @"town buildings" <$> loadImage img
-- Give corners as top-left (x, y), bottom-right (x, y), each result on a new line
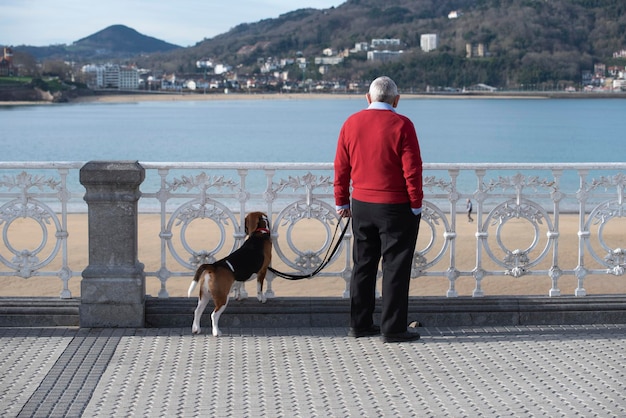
top-left (81, 64), bottom-right (140, 90)
top-left (0, 47), bottom-right (13, 76)
top-left (72, 20), bottom-right (624, 94)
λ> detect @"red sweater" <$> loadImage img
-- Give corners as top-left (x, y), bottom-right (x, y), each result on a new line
top-left (334, 107), bottom-right (423, 209)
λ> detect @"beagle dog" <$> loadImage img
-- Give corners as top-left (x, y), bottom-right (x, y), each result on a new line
top-left (187, 211), bottom-right (272, 336)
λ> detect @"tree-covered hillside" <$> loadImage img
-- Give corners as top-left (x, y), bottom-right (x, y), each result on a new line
top-left (137, 0), bottom-right (626, 89)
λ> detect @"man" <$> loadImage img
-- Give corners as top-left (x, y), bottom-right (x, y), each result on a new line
top-left (334, 76), bottom-right (423, 343)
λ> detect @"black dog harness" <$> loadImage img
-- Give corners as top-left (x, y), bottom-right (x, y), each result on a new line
top-left (215, 230), bottom-right (270, 282)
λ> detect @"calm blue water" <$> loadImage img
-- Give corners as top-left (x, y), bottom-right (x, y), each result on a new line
top-left (1, 97), bottom-right (625, 209)
top-left (2, 97), bottom-right (625, 164)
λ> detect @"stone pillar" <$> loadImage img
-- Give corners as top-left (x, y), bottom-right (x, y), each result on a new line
top-left (79, 161), bottom-right (145, 327)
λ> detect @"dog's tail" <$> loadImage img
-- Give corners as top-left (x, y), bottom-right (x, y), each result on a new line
top-left (188, 264), bottom-right (213, 297)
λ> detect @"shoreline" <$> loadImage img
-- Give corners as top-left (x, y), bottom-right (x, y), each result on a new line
top-left (3, 90), bottom-right (626, 106)
top-left (72, 92), bottom-right (550, 104)
top-left (70, 90), bottom-right (626, 104)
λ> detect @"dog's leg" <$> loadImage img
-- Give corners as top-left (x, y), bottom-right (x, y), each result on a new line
top-left (192, 294), bottom-right (209, 334)
top-left (256, 277), bottom-right (266, 303)
top-left (208, 272), bottom-right (234, 337)
top-left (211, 297), bottom-right (228, 337)
top-left (191, 273), bottom-right (211, 334)
top-left (211, 285), bottom-right (231, 337)
top-left (257, 238), bottom-right (271, 303)
top-left (256, 266), bottom-right (269, 303)
top-left (232, 281), bottom-right (242, 300)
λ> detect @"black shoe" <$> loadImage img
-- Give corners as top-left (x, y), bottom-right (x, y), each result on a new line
top-left (348, 325), bottom-right (381, 338)
top-left (381, 331), bottom-right (421, 343)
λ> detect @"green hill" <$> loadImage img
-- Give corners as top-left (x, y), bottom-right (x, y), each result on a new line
top-left (5, 0), bottom-right (626, 90)
top-left (137, 0), bottom-right (626, 89)
top-left (14, 25), bottom-right (181, 61)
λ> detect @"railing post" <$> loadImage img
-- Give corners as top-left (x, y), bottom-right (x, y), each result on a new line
top-left (79, 161), bottom-right (146, 327)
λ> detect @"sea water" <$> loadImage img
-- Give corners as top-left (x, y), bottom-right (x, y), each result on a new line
top-left (2, 97), bottom-right (625, 163)
top-left (1, 96), bottom-right (625, 205)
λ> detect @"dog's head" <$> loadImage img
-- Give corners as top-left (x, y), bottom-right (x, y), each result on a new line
top-left (244, 211), bottom-right (270, 236)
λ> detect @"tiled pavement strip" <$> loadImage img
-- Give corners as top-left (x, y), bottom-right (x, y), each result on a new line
top-left (1, 325), bottom-right (625, 417)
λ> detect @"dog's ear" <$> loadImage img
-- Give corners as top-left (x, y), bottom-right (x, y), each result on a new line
top-left (244, 212), bottom-right (256, 236)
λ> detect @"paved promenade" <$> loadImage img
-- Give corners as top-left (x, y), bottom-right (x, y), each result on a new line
top-left (1, 324), bottom-right (625, 417)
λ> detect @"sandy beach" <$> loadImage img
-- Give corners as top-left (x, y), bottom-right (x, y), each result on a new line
top-left (70, 92), bottom-right (363, 104)
top-left (66, 90), bottom-right (559, 105)
top-left (4, 89), bottom-right (624, 107)
top-left (1, 212), bottom-right (624, 299)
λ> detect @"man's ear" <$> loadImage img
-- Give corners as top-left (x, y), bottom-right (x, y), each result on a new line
top-left (366, 93), bottom-right (372, 104)
top-left (392, 95), bottom-right (400, 108)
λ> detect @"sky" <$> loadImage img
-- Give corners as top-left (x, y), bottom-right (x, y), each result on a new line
top-left (0, 0), bottom-right (345, 47)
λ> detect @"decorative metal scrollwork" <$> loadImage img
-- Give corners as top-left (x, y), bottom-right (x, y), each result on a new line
top-left (273, 172), bottom-right (333, 194)
top-left (423, 175), bottom-right (453, 193)
top-left (484, 173), bottom-right (556, 193)
top-left (585, 200), bottom-right (626, 276)
top-left (0, 171), bottom-right (67, 280)
top-left (272, 199), bottom-right (347, 275)
top-left (0, 199), bottom-right (63, 277)
top-left (164, 199), bottom-right (239, 270)
top-left (481, 198), bottom-right (554, 277)
top-left (167, 172), bottom-right (238, 193)
top-left (412, 201), bottom-right (451, 275)
top-left (0, 171), bottom-right (61, 193)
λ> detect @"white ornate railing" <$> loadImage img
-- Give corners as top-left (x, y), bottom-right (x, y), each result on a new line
top-left (0, 162), bottom-right (83, 298)
top-left (1, 162), bottom-right (625, 299)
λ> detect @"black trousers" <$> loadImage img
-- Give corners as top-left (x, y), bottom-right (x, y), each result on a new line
top-left (350, 199), bottom-right (420, 335)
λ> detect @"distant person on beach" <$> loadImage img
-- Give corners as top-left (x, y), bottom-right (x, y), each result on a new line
top-left (467, 199), bottom-right (473, 222)
top-left (334, 76), bottom-right (423, 343)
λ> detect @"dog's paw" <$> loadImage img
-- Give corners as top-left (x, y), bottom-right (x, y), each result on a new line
top-left (192, 325), bottom-right (201, 334)
top-left (257, 292), bottom-right (267, 303)
top-left (212, 328), bottom-right (222, 337)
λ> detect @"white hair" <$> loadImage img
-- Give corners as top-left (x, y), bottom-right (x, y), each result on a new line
top-left (368, 76), bottom-right (399, 104)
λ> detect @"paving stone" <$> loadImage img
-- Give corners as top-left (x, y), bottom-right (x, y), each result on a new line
top-left (1, 325), bottom-right (625, 417)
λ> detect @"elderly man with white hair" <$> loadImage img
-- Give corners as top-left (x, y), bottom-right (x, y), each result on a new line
top-left (334, 76), bottom-right (424, 343)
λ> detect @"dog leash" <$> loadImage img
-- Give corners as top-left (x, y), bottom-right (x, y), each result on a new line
top-left (268, 218), bottom-right (351, 280)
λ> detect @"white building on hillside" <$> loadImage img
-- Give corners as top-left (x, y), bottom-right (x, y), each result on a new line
top-left (81, 64), bottom-right (139, 90)
top-left (613, 78), bottom-right (626, 91)
top-left (314, 56), bottom-right (344, 65)
top-left (371, 39), bottom-right (401, 50)
top-left (421, 34), bottom-right (438, 52)
top-left (367, 50), bottom-right (402, 63)
top-left (352, 42), bottom-right (369, 52)
top-left (214, 64), bottom-right (232, 75)
top-left (81, 64), bottom-right (104, 88)
top-left (118, 66), bottom-right (139, 90)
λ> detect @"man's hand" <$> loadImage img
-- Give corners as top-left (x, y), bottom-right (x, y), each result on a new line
top-left (337, 208), bottom-right (352, 218)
